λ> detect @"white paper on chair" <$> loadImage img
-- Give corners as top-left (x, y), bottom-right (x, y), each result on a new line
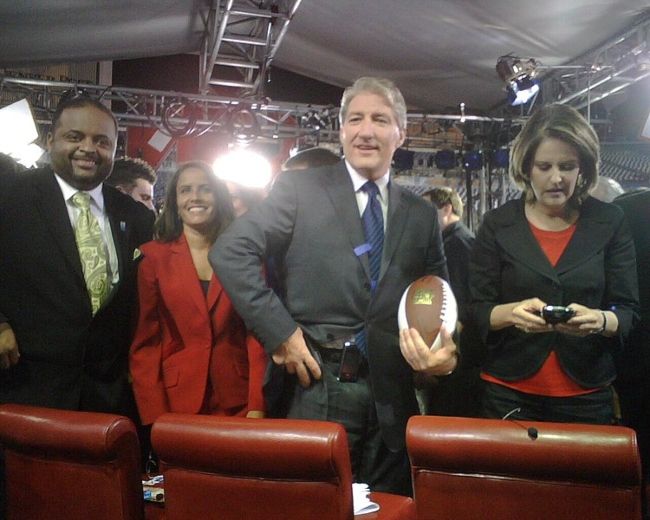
top-left (352, 483), bottom-right (380, 515)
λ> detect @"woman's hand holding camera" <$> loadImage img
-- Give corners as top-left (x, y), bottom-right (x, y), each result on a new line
top-left (554, 304), bottom-right (615, 337)
top-left (510, 298), bottom-right (552, 334)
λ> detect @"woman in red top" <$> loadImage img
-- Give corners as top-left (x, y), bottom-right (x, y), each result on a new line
top-left (130, 161), bottom-right (267, 426)
top-left (467, 104), bottom-right (638, 424)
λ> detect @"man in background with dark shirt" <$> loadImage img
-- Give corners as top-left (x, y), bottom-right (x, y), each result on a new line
top-left (423, 186), bottom-right (482, 417)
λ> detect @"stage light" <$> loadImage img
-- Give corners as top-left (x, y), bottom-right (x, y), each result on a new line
top-left (0, 98), bottom-right (40, 164)
top-left (507, 77), bottom-right (540, 106)
top-left (213, 148), bottom-right (272, 189)
top-left (228, 108), bottom-right (260, 146)
top-left (9, 143), bottom-right (44, 168)
top-left (493, 148), bottom-right (510, 169)
top-left (497, 55), bottom-right (540, 106)
top-left (434, 149), bottom-right (456, 170)
top-left (463, 150), bottom-right (483, 171)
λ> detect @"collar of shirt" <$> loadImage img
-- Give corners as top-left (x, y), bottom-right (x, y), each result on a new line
top-left (53, 172), bottom-right (119, 284)
top-left (54, 173), bottom-right (106, 213)
top-left (345, 159), bottom-right (390, 201)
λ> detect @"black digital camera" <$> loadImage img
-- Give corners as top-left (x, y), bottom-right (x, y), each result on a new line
top-left (541, 305), bottom-right (575, 324)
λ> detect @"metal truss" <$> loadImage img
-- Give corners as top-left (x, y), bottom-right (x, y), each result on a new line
top-left (199, 0), bottom-right (302, 97)
top-left (0, 76), bottom-right (338, 142)
top-left (1, 76), bottom-right (517, 148)
top-left (522, 11), bottom-right (650, 116)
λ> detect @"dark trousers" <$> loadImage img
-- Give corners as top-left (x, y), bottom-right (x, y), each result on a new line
top-left (287, 354), bottom-right (411, 496)
top-left (616, 377), bottom-right (650, 519)
top-left (481, 380), bottom-right (615, 424)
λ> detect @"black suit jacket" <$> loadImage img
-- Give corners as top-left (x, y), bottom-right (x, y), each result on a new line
top-left (442, 220), bottom-right (475, 320)
top-left (469, 196), bottom-right (638, 387)
top-left (614, 190), bottom-right (650, 381)
top-left (211, 161), bottom-right (447, 449)
top-left (0, 166), bottom-right (154, 414)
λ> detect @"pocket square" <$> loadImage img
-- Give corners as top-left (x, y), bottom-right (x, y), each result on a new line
top-left (133, 247), bottom-right (142, 260)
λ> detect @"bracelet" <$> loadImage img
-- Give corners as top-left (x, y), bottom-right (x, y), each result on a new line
top-left (595, 311), bottom-right (607, 335)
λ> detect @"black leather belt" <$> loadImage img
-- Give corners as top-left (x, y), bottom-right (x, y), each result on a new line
top-left (311, 337), bottom-right (368, 378)
top-left (316, 346), bottom-right (345, 364)
top-left (316, 336), bottom-right (356, 350)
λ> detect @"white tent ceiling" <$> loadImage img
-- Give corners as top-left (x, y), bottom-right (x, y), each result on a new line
top-left (1, 0), bottom-right (649, 112)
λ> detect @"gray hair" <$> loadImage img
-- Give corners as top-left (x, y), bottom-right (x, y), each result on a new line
top-left (339, 77), bottom-right (407, 130)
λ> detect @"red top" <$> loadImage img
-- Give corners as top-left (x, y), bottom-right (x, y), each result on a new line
top-left (482, 221), bottom-right (597, 396)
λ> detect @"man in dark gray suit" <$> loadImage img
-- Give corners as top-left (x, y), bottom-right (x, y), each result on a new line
top-left (211, 77), bottom-right (457, 495)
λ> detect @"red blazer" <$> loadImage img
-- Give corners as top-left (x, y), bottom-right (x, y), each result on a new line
top-left (129, 235), bottom-right (267, 425)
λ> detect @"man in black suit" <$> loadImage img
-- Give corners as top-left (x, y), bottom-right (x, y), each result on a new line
top-left (211, 77), bottom-right (457, 495)
top-left (0, 96), bottom-right (154, 414)
top-left (422, 186), bottom-right (482, 417)
top-left (614, 189), bottom-right (650, 511)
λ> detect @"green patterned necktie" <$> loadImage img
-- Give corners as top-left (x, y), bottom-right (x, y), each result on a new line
top-left (71, 192), bottom-right (109, 314)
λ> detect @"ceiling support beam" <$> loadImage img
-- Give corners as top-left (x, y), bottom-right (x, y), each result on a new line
top-left (198, 0), bottom-right (303, 99)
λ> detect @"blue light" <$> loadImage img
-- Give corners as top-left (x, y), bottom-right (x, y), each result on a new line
top-left (493, 148), bottom-right (509, 169)
top-left (507, 77), bottom-right (539, 106)
top-left (434, 149), bottom-right (456, 170)
top-left (464, 150), bottom-right (482, 171)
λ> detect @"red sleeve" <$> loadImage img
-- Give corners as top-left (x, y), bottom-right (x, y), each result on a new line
top-left (246, 333), bottom-right (269, 413)
top-left (129, 250), bottom-right (170, 425)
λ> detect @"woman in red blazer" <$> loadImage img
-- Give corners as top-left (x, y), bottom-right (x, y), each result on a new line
top-left (130, 161), bottom-right (267, 425)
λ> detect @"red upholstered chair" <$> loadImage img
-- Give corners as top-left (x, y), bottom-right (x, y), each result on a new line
top-left (0, 403), bottom-right (144, 520)
top-left (407, 415), bottom-right (643, 520)
top-left (152, 414), bottom-right (414, 520)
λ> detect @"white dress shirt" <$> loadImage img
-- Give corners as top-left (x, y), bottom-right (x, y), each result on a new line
top-left (345, 160), bottom-right (389, 231)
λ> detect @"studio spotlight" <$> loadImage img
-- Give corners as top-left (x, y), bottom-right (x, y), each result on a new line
top-left (463, 150), bottom-right (483, 171)
top-left (434, 149), bottom-right (456, 171)
top-left (213, 149), bottom-right (272, 189)
top-left (493, 148), bottom-right (510, 169)
top-left (507, 77), bottom-right (540, 106)
top-left (496, 55), bottom-right (540, 106)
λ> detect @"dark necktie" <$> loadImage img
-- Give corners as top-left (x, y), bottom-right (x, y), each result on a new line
top-left (360, 180), bottom-right (384, 290)
top-left (356, 181), bottom-right (385, 357)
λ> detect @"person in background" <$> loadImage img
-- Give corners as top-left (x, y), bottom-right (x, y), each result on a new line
top-left (423, 187), bottom-right (474, 316)
top-left (590, 175), bottom-right (624, 202)
top-left (469, 103), bottom-right (638, 425)
top-left (614, 189), bottom-right (650, 515)
top-left (210, 77), bottom-right (456, 495)
top-left (422, 186), bottom-right (481, 417)
top-left (129, 161), bottom-right (267, 429)
top-left (0, 152), bottom-right (26, 175)
top-left (281, 146), bottom-right (340, 171)
top-left (105, 156), bottom-right (157, 212)
top-left (224, 180), bottom-right (265, 217)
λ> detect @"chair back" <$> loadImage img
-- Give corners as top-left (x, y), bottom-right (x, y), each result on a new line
top-left (407, 415), bottom-right (642, 520)
top-left (152, 414), bottom-right (354, 520)
top-left (0, 403), bottom-right (143, 520)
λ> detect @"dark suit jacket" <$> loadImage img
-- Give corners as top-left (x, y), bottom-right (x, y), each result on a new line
top-left (442, 220), bottom-right (475, 321)
top-left (211, 161), bottom-right (447, 450)
top-left (469, 196), bottom-right (638, 388)
top-left (0, 166), bottom-right (154, 414)
top-left (614, 190), bottom-right (650, 381)
top-left (129, 236), bottom-right (267, 425)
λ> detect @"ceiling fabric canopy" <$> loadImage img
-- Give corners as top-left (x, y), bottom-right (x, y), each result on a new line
top-left (2, 1), bottom-right (650, 113)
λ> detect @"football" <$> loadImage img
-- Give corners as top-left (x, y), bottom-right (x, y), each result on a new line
top-left (398, 275), bottom-right (457, 350)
